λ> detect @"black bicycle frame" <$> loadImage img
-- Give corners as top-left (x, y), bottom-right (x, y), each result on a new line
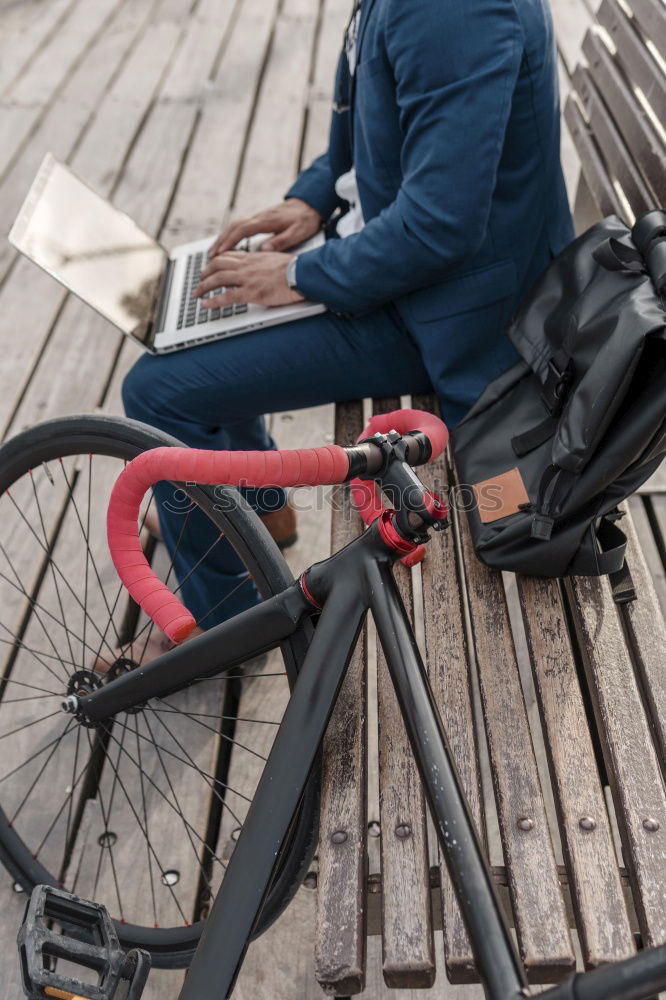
top-left (78, 520), bottom-right (526, 1000)
top-left (77, 481), bottom-right (666, 1000)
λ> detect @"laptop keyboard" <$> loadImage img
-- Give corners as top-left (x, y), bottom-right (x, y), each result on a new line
top-left (177, 251), bottom-right (249, 329)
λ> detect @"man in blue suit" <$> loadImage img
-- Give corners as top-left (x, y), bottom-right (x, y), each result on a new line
top-left (123, 0), bottom-right (574, 644)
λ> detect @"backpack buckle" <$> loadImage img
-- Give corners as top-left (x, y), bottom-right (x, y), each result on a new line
top-left (540, 357), bottom-right (574, 417)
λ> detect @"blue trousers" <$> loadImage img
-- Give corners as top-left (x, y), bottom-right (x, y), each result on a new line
top-left (123, 304), bottom-right (445, 627)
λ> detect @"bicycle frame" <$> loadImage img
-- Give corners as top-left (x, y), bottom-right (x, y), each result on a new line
top-left (78, 517), bottom-right (527, 1000)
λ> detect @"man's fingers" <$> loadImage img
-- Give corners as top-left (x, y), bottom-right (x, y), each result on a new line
top-left (200, 287), bottom-right (247, 308)
top-left (210, 216), bottom-right (277, 255)
top-left (199, 255), bottom-right (244, 281)
top-left (261, 225), bottom-right (301, 252)
top-left (194, 269), bottom-right (245, 297)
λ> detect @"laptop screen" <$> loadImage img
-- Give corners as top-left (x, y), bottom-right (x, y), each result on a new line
top-left (8, 154), bottom-right (167, 344)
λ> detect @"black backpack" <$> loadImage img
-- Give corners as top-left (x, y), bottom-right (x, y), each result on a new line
top-left (450, 210), bottom-right (666, 602)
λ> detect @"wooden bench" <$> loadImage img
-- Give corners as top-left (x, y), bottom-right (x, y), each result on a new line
top-left (315, 2), bottom-right (666, 991)
top-left (315, 390), bottom-right (666, 993)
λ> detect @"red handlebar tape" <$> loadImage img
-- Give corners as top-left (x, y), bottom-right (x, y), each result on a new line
top-left (107, 411), bottom-right (447, 643)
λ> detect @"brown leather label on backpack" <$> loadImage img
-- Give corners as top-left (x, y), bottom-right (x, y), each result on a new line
top-left (472, 467), bottom-right (530, 524)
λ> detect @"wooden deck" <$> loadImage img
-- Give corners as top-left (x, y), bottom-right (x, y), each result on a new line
top-left (0, 0), bottom-right (663, 997)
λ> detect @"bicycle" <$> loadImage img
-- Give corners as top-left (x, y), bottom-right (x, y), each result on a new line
top-left (3, 408), bottom-right (666, 1000)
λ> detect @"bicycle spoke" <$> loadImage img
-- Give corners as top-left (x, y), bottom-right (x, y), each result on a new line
top-left (86, 726), bottom-right (126, 921)
top-left (9, 720), bottom-right (75, 825)
top-left (60, 457), bottom-right (124, 654)
top-left (148, 707), bottom-right (279, 725)
top-left (0, 631), bottom-right (81, 672)
top-left (155, 698), bottom-right (267, 761)
top-left (97, 724), bottom-right (192, 925)
top-left (32, 729), bottom-right (95, 860)
top-left (5, 488), bottom-right (120, 666)
top-left (133, 714), bottom-right (158, 927)
top-left (139, 712), bottom-right (215, 902)
top-left (0, 675), bottom-right (63, 697)
top-left (111, 714), bottom-right (251, 804)
top-left (28, 474), bottom-right (77, 670)
top-left (0, 710), bottom-right (62, 742)
top-left (144, 707), bottom-right (246, 827)
top-left (0, 562), bottom-right (115, 673)
top-left (102, 723), bottom-right (227, 866)
top-left (195, 573), bottom-right (254, 630)
top-left (0, 556), bottom-right (70, 685)
top-left (0, 728), bottom-right (78, 785)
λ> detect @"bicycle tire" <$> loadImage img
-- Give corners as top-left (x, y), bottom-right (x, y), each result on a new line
top-left (0, 414), bottom-right (319, 967)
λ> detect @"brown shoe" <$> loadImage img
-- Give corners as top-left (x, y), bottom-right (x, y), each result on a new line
top-left (261, 502), bottom-right (298, 550)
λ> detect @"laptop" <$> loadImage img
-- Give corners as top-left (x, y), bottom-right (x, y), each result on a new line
top-left (8, 153), bottom-right (326, 353)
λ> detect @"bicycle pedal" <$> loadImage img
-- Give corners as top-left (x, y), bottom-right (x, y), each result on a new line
top-left (17, 886), bottom-right (150, 1000)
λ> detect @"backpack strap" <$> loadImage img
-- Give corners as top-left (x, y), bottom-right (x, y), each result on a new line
top-left (511, 414), bottom-right (558, 457)
top-left (511, 351), bottom-right (573, 458)
top-left (568, 514), bottom-right (636, 603)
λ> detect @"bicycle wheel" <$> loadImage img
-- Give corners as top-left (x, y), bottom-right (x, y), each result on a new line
top-left (0, 414), bottom-right (319, 967)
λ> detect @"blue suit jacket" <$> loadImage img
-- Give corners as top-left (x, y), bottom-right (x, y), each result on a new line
top-left (286, 0), bottom-right (574, 423)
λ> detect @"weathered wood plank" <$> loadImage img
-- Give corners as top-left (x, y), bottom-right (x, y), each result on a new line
top-left (573, 64), bottom-right (653, 214)
top-left (0, 0), bottom-right (174, 284)
top-left (550, 0), bottom-right (595, 75)
top-left (0, 0), bottom-right (190, 439)
top-left (454, 487), bottom-right (575, 983)
top-left (0, 0), bottom-right (76, 97)
top-left (564, 94), bottom-right (620, 217)
top-left (301, 0), bottom-right (349, 167)
top-left (565, 573), bottom-right (666, 947)
top-left (616, 505), bottom-right (666, 767)
top-left (627, 0), bottom-right (666, 56)
top-left (374, 398), bottom-right (435, 990)
top-left (0, 0), bottom-right (123, 178)
top-left (163, 0), bottom-right (282, 245)
top-left (232, 0), bottom-right (323, 217)
top-left (316, 401), bottom-right (368, 997)
top-left (516, 574), bottom-right (635, 968)
top-left (4, 0), bottom-right (236, 438)
top-left (581, 28), bottom-right (666, 206)
top-left (596, 0), bottom-right (666, 124)
top-left (413, 399), bottom-right (484, 984)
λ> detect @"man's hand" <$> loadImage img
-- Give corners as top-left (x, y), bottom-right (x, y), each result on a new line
top-left (194, 251), bottom-right (305, 308)
top-left (208, 198), bottom-right (322, 257)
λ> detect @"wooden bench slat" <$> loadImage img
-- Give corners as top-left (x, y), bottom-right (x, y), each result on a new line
top-left (565, 574), bottom-right (666, 947)
top-left (516, 575), bottom-right (636, 968)
top-left (418, 443), bottom-right (485, 984)
top-left (597, 0), bottom-right (666, 122)
top-left (626, 0), bottom-right (666, 58)
top-left (572, 64), bottom-right (653, 215)
top-left (374, 398), bottom-right (435, 989)
top-left (581, 28), bottom-right (666, 206)
top-left (315, 401), bottom-right (369, 997)
top-left (564, 94), bottom-right (621, 217)
top-left (617, 505), bottom-right (666, 768)
top-left (454, 485), bottom-right (575, 983)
